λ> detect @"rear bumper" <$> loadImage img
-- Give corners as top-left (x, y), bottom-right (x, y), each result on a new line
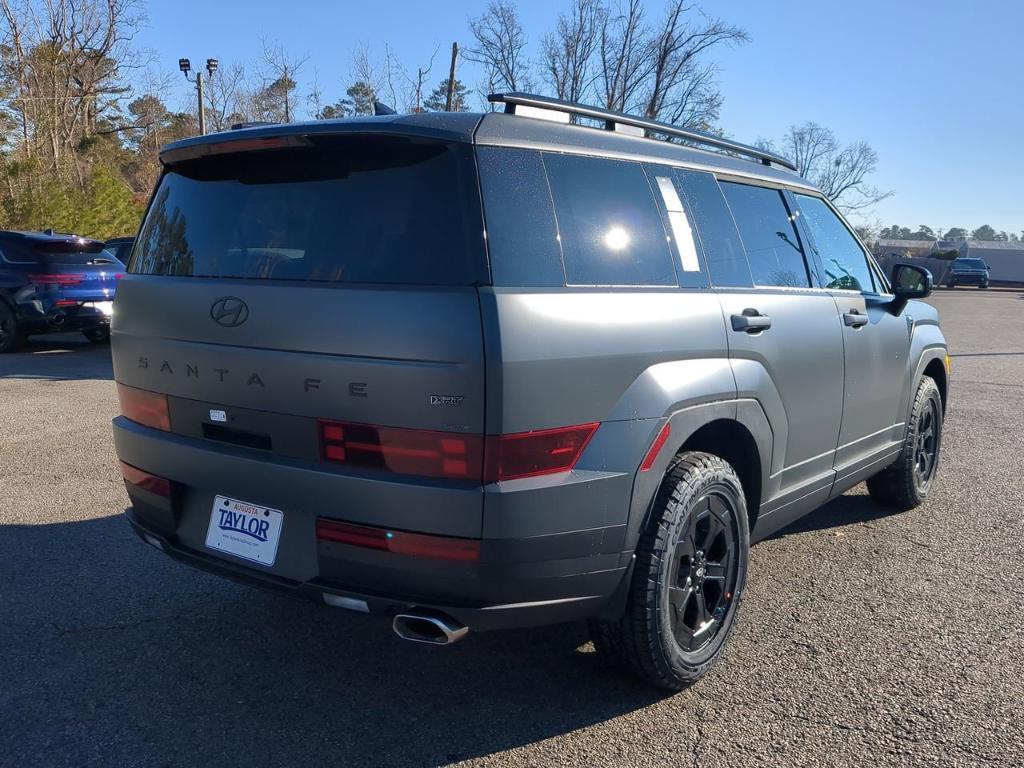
top-left (115, 416), bottom-right (632, 631)
top-left (17, 300), bottom-right (111, 333)
top-left (948, 274), bottom-right (988, 285)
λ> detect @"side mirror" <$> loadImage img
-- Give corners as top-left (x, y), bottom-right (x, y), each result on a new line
top-left (889, 263), bottom-right (932, 312)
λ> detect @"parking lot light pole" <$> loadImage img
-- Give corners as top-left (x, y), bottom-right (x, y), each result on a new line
top-left (179, 57), bottom-right (218, 135)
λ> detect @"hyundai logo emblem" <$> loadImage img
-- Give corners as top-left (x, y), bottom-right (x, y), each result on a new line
top-left (210, 296), bottom-right (249, 327)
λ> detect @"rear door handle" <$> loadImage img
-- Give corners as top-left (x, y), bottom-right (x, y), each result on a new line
top-left (731, 309), bottom-right (772, 333)
top-left (843, 309), bottom-right (868, 328)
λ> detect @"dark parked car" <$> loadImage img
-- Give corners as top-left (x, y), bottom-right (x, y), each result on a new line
top-left (946, 257), bottom-right (989, 288)
top-left (104, 236), bottom-right (135, 264)
top-left (0, 230), bottom-right (124, 352)
top-left (112, 93), bottom-right (948, 690)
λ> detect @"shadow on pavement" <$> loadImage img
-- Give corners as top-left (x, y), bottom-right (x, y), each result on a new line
top-left (1, 514), bottom-right (666, 768)
top-left (770, 491), bottom-right (900, 540)
top-left (0, 333), bottom-right (113, 381)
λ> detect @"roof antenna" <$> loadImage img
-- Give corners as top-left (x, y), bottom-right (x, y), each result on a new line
top-left (373, 101), bottom-right (397, 116)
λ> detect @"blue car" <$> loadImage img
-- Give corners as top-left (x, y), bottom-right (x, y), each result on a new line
top-left (0, 230), bottom-right (125, 352)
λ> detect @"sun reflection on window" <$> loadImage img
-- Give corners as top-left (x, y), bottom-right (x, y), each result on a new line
top-left (603, 226), bottom-right (630, 251)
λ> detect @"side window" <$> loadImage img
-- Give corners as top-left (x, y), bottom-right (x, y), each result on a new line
top-left (0, 240), bottom-right (36, 264)
top-left (542, 153), bottom-right (676, 287)
top-left (672, 170), bottom-right (752, 287)
top-left (477, 147), bottom-right (565, 287)
top-left (795, 194), bottom-right (875, 292)
top-left (720, 182), bottom-right (811, 288)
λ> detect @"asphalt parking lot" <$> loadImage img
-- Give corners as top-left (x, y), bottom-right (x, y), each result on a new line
top-left (2, 289), bottom-right (1022, 768)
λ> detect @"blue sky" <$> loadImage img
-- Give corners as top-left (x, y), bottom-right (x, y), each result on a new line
top-left (136, 0), bottom-right (1023, 234)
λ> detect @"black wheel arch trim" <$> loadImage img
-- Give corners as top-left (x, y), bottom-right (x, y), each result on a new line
top-left (621, 398), bottom-right (772, 558)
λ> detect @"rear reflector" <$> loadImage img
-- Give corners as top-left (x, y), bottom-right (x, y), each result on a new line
top-left (640, 422), bottom-right (671, 472)
top-left (119, 461), bottom-right (171, 497)
top-left (316, 518), bottom-right (480, 562)
top-left (116, 383), bottom-right (170, 431)
top-left (319, 421), bottom-right (483, 480)
top-left (484, 423), bottom-right (599, 482)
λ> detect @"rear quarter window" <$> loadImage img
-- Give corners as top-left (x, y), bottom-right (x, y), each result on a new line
top-left (131, 136), bottom-right (486, 286)
top-left (477, 147), bottom-right (565, 287)
top-left (542, 153), bottom-right (677, 287)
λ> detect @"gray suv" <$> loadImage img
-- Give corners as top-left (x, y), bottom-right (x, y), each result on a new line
top-left (111, 93), bottom-right (949, 690)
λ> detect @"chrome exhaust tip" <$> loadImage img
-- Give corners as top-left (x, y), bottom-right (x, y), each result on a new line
top-left (393, 611), bottom-right (468, 646)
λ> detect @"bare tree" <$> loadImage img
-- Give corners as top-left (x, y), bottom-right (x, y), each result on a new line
top-left (598, 0), bottom-right (650, 113)
top-left (257, 38), bottom-right (309, 122)
top-left (0, 0), bottom-right (145, 179)
top-left (541, 0), bottom-right (604, 102)
top-left (640, 2), bottom-right (746, 125)
top-left (765, 122), bottom-right (893, 213)
top-left (465, 1), bottom-right (530, 92)
top-left (598, 0), bottom-right (745, 128)
top-left (204, 61), bottom-right (248, 132)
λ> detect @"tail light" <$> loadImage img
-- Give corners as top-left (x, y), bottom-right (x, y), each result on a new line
top-left (318, 420), bottom-right (599, 483)
top-left (28, 273), bottom-right (84, 286)
top-left (117, 383), bottom-right (170, 431)
top-left (319, 421), bottom-right (483, 480)
top-left (316, 518), bottom-right (480, 562)
top-left (119, 461), bottom-right (171, 497)
top-left (484, 423), bottom-right (599, 482)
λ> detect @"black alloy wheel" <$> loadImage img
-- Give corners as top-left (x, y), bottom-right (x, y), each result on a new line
top-left (913, 395), bottom-right (939, 492)
top-left (667, 491), bottom-right (741, 653)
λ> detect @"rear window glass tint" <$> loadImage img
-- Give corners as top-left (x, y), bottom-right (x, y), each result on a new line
top-left (477, 147), bottom-right (564, 287)
top-left (542, 153), bottom-right (676, 287)
top-left (131, 137), bottom-right (484, 286)
top-left (671, 170), bottom-right (752, 287)
top-left (720, 182), bottom-right (810, 288)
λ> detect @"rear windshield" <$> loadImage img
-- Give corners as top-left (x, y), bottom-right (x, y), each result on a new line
top-left (130, 136), bottom-right (484, 285)
top-left (954, 259), bottom-right (986, 268)
top-left (0, 239), bottom-right (121, 266)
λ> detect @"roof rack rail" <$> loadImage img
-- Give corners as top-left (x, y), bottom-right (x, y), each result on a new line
top-left (487, 92), bottom-right (796, 172)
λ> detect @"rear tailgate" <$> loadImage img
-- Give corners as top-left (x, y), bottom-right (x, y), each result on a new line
top-left (113, 132), bottom-right (488, 551)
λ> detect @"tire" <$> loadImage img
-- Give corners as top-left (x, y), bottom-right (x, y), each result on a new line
top-left (0, 301), bottom-right (23, 353)
top-left (980, 284), bottom-right (988, 290)
top-left (83, 327), bottom-right (110, 344)
top-left (589, 452), bottom-right (750, 690)
top-left (867, 375), bottom-right (943, 511)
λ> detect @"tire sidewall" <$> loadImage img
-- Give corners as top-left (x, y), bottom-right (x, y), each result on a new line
top-left (911, 379), bottom-right (944, 499)
top-left (654, 465), bottom-right (750, 678)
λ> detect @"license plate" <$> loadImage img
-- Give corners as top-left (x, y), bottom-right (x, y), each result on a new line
top-left (205, 495), bottom-right (283, 566)
top-left (87, 301), bottom-right (113, 316)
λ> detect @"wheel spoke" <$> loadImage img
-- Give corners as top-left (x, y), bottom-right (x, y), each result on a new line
top-left (668, 584), bottom-right (691, 612)
top-left (692, 587), bottom-right (711, 628)
top-left (704, 552), bottom-right (729, 582)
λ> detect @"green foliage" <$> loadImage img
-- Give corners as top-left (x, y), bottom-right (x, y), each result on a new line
top-left (971, 224), bottom-right (997, 241)
top-left (0, 161), bottom-right (143, 239)
top-left (424, 79), bottom-right (470, 112)
top-left (346, 81), bottom-right (377, 115)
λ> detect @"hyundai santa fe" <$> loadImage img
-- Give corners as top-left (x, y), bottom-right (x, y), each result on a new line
top-left (112, 92), bottom-right (949, 689)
